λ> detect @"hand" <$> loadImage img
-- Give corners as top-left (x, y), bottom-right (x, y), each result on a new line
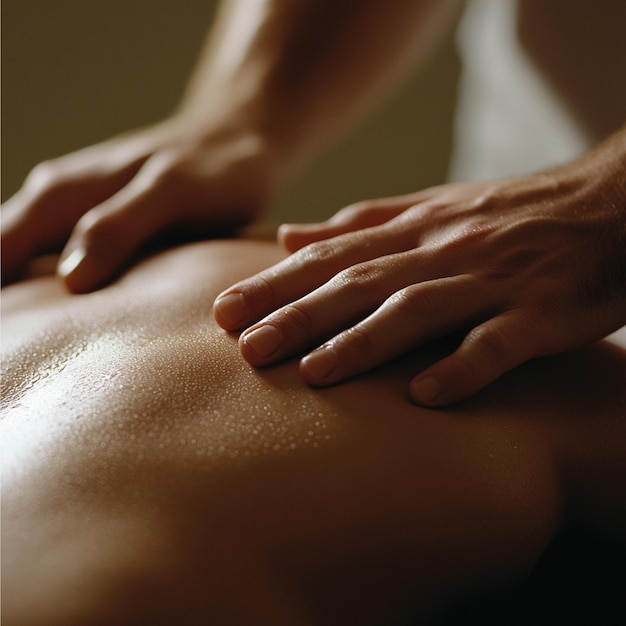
top-left (1, 117), bottom-right (275, 292)
top-left (214, 142), bottom-right (626, 406)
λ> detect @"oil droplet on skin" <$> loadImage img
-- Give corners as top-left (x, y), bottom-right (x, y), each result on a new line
top-left (2, 305), bottom-right (343, 499)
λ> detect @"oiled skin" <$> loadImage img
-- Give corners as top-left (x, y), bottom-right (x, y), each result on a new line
top-left (2, 239), bottom-right (625, 625)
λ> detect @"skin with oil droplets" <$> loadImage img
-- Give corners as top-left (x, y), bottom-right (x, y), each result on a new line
top-left (2, 239), bottom-right (625, 626)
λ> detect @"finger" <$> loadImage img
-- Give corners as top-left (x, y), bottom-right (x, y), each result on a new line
top-left (1, 156), bottom-right (146, 285)
top-left (233, 258), bottom-right (396, 363)
top-left (278, 191), bottom-right (436, 253)
top-left (409, 311), bottom-right (539, 407)
top-left (214, 219), bottom-right (419, 331)
top-left (278, 205), bottom-right (405, 252)
top-left (1, 176), bottom-right (99, 284)
top-left (1, 193), bottom-right (41, 284)
top-left (57, 165), bottom-right (180, 293)
top-left (237, 252), bottom-right (421, 365)
top-left (295, 275), bottom-right (494, 386)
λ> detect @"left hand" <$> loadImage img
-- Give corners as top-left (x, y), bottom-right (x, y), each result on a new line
top-left (1, 118), bottom-right (275, 292)
top-left (214, 145), bottom-right (626, 406)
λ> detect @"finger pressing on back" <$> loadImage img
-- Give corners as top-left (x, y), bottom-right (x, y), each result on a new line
top-left (409, 311), bottom-right (539, 407)
top-left (298, 274), bottom-right (494, 387)
top-left (57, 175), bottom-right (178, 293)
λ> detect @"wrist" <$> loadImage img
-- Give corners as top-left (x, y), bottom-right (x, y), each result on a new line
top-left (174, 86), bottom-right (298, 190)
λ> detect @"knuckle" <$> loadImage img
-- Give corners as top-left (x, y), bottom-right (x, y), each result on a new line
top-left (231, 271), bottom-right (281, 318)
top-left (402, 202), bottom-right (430, 221)
top-left (402, 199), bottom-right (441, 224)
top-left (386, 284), bottom-right (431, 319)
top-left (277, 301), bottom-right (314, 333)
top-left (340, 324), bottom-right (373, 356)
top-left (143, 150), bottom-right (189, 190)
top-left (25, 161), bottom-right (67, 205)
top-left (385, 287), bottom-right (413, 310)
top-left (425, 223), bottom-right (492, 266)
top-left (78, 212), bottom-right (119, 249)
top-left (297, 240), bottom-right (344, 270)
top-left (334, 262), bottom-right (386, 298)
top-left (27, 160), bottom-right (59, 188)
top-left (125, 152), bottom-right (191, 216)
top-left (442, 350), bottom-right (486, 398)
top-left (337, 200), bottom-right (373, 221)
top-left (466, 325), bottom-right (513, 367)
top-left (251, 273), bottom-right (280, 310)
top-left (445, 226), bottom-right (486, 254)
top-left (466, 183), bottom-right (499, 212)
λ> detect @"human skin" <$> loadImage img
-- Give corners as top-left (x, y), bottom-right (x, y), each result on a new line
top-left (0, 0), bottom-right (459, 292)
top-left (4, 0), bottom-right (624, 407)
top-left (216, 127), bottom-right (626, 406)
top-left (2, 238), bottom-right (626, 625)
top-left (3, 0), bottom-right (625, 295)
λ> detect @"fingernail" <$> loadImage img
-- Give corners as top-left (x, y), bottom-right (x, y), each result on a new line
top-left (242, 325), bottom-right (282, 358)
top-left (301, 346), bottom-right (337, 380)
top-left (411, 376), bottom-right (441, 405)
top-left (58, 247), bottom-right (86, 277)
top-left (214, 292), bottom-right (248, 327)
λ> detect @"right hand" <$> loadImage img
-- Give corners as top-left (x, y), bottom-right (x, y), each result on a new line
top-left (215, 147), bottom-right (626, 407)
top-left (1, 117), bottom-right (275, 292)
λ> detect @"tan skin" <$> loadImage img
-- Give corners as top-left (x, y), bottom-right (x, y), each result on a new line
top-left (2, 238), bottom-right (626, 626)
top-left (1, 0), bottom-right (625, 406)
top-left (1, 0), bottom-right (459, 291)
top-left (218, 130), bottom-right (626, 406)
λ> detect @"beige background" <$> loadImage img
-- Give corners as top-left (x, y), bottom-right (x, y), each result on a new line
top-left (2, 0), bottom-right (460, 223)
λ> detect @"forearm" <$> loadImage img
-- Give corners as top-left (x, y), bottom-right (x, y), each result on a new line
top-left (580, 123), bottom-right (626, 198)
top-left (176, 0), bottom-right (460, 182)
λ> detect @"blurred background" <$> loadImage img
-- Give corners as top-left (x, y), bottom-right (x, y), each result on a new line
top-left (2, 0), bottom-right (460, 223)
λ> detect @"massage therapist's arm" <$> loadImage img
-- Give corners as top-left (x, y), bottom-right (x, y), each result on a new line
top-left (1, 0), bottom-right (460, 292)
top-left (215, 125), bottom-right (626, 406)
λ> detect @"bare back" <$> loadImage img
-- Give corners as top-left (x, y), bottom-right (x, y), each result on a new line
top-left (2, 239), bottom-right (625, 625)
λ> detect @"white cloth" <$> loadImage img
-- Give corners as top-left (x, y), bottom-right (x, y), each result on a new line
top-left (449, 0), bottom-right (592, 182)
